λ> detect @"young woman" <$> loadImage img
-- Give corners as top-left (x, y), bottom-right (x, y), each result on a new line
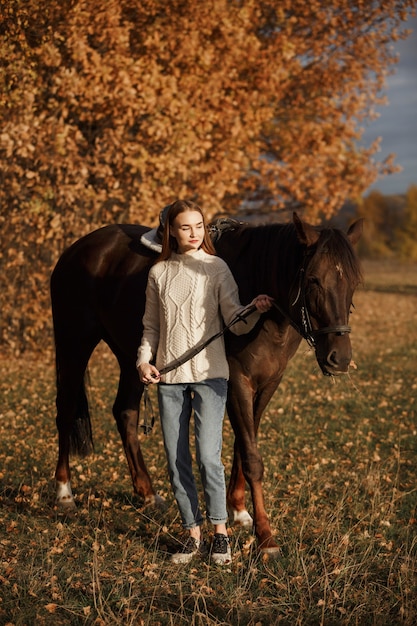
top-left (137, 200), bottom-right (273, 565)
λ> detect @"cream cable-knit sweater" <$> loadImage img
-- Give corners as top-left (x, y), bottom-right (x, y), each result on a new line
top-left (136, 248), bottom-right (260, 384)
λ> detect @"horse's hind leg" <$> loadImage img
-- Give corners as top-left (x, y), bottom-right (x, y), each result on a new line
top-left (113, 359), bottom-right (165, 508)
top-left (54, 337), bottom-right (98, 509)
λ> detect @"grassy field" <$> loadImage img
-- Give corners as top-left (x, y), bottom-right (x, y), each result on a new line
top-left (1, 259), bottom-right (416, 625)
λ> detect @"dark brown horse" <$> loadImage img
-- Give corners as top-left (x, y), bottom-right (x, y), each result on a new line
top-left (51, 213), bottom-right (362, 553)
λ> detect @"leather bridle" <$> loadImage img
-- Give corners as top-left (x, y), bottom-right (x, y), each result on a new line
top-left (271, 265), bottom-right (351, 349)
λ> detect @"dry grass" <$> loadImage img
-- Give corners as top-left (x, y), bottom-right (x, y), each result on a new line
top-left (1, 259), bottom-right (416, 625)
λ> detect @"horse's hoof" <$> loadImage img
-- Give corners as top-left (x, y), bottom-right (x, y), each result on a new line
top-left (229, 509), bottom-right (253, 528)
top-left (144, 493), bottom-right (167, 510)
top-left (258, 538), bottom-right (281, 558)
top-left (56, 481), bottom-right (77, 510)
top-left (56, 497), bottom-right (77, 511)
top-left (260, 546), bottom-right (281, 558)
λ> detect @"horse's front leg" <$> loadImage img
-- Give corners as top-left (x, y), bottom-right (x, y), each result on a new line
top-left (113, 366), bottom-right (165, 508)
top-left (227, 380), bottom-right (280, 529)
top-left (227, 443), bottom-right (253, 528)
top-left (227, 370), bottom-right (280, 554)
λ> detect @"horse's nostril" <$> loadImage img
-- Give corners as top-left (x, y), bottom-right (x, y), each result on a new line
top-left (328, 350), bottom-right (338, 366)
top-left (326, 350), bottom-right (351, 371)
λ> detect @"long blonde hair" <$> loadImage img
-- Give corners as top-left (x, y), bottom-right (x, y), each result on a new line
top-left (157, 200), bottom-right (216, 262)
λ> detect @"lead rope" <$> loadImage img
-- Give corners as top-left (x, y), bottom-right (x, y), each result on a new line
top-left (140, 303), bottom-right (258, 434)
top-left (141, 387), bottom-right (155, 435)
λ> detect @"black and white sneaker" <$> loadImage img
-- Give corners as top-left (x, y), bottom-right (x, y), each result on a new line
top-left (211, 533), bottom-right (232, 565)
top-left (171, 536), bottom-right (202, 564)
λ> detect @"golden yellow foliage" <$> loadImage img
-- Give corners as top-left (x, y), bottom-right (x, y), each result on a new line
top-left (0, 0), bottom-right (414, 352)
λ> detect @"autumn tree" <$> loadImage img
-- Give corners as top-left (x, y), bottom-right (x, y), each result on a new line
top-left (0, 0), bottom-right (415, 352)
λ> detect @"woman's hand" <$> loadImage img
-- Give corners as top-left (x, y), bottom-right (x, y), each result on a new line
top-left (137, 363), bottom-right (161, 384)
top-left (251, 294), bottom-right (274, 313)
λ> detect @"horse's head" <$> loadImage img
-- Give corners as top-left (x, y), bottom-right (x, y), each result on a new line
top-left (292, 213), bottom-right (363, 376)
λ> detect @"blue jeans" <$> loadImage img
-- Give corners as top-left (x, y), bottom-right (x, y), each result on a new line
top-left (157, 378), bottom-right (228, 529)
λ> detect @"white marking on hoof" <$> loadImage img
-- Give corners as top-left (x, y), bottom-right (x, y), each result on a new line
top-left (56, 481), bottom-right (76, 510)
top-left (229, 509), bottom-right (253, 528)
top-left (261, 546), bottom-right (281, 555)
top-left (144, 493), bottom-right (166, 509)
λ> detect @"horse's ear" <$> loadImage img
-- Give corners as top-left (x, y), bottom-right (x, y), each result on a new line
top-left (293, 212), bottom-right (320, 247)
top-left (346, 218), bottom-right (364, 245)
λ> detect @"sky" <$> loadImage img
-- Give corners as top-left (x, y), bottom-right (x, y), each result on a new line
top-left (362, 14), bottom-right (417, 196)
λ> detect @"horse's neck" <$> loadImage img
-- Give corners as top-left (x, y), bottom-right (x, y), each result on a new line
top-left (277, 245), bottom-right (305, 299)
top-left (250, 226), bottom-right (304, 297)
top-left (218, 225), bottom-right (304, 300)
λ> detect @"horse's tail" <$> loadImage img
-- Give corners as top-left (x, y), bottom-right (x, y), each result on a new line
top-left (70, 369), bottom-right (94, 457)
top-left (56, 362), bottom-right (95, 458)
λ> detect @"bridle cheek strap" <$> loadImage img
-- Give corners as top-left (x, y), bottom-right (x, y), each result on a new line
top-left (272, 300), bottom-right (351, 349)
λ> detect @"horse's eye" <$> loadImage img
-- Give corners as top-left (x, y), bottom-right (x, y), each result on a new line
top-left (349, 302), bottom-right (356, 315)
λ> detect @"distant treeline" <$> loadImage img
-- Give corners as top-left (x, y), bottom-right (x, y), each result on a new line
top-left (237, 185), bottom-right (417, 262)
top-left (341, 185), bottom-right (417, 261)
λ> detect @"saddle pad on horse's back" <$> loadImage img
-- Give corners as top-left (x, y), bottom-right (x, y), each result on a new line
top-left (140, 228), bottom-right (162, 253)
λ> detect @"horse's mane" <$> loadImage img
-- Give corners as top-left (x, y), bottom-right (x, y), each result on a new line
top-left (211, 218), bottom-right (298, 257)
top-left (315, 227), bottom-right (363, 287)
top-left (211, 218), bottom-right (363, 287)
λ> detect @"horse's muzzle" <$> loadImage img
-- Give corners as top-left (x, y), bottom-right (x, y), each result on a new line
top-left (317, 339), bottom-right (352, 376)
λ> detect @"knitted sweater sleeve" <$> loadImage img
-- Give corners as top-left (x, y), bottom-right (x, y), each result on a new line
top-left (136, 272), bottom-right (160, 366)
top-left (217, 262), bottom-right (261, 335)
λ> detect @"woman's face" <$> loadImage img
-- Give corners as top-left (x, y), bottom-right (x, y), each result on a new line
top-left (170, 210), bottom-right (205, 254)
